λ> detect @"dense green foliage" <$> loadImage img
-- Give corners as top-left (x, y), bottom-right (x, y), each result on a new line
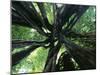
top-left (73, 7), bottom-right (96, 33)
top-left (12, 1), bottom-right (96, 74)
top-left (12, 25), bottom-right (46, 41)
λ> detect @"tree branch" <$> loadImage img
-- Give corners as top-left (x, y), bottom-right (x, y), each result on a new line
top-left (12, 44), bottom-right (40, 66)
top-left (60, 34), bottom-right (96, 69)
top-left (12, 1), bottom-right (48, 36)
top-left (37, 3), bottom-right (53, 31)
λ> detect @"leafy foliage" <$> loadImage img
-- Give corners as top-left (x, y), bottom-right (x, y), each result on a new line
top-left (73, 7), bottom-right (96, 33)
top-left (12, 25), bottom-right (46, 41)
top-left (12, 1), bottom-right (96, 74)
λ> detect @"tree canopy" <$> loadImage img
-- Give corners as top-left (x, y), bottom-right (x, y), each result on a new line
top-left (12, 1), bottom-right (96, 74)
